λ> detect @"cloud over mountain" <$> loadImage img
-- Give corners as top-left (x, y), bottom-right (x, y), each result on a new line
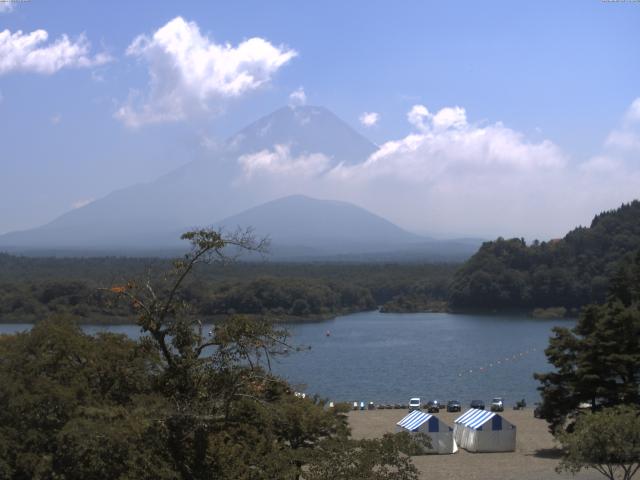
top-left (332, 104), bottom-right (566, 185)
top-left (232, 100), bottom-right (640, 239)
top-left (115, 17), bottom-right (297, 127)
top-left (359, 112), bottom-right (379, 127)
top-left (288, 87), bottom-right (307, 106)
top-left (238, 144), bottom-right (331, 180)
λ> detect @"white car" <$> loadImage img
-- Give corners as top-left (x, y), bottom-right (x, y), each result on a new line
top-left (490, 397), bottom-right (504, 412)
top-left (409, 397), bottom-right (421, 411)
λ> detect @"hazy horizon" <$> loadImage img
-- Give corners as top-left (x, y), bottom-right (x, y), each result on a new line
top-left (1, 1), bottom-right (639, 242)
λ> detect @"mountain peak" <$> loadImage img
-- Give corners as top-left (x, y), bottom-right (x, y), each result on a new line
top-left (226, 105), bottom-right (377, 165)
top-left (215, 194), bottom-right (422, 255)
top-left (0, 107), bottom-right (379, 251)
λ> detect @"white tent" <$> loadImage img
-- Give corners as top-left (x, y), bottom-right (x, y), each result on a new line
top-left (453, 408), bottom-right (516, 452)
top-left (396, 410), bottom-right (458, 454)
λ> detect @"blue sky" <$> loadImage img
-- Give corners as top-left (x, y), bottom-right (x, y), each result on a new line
top-left (1, 0), bottom-right (639, 237)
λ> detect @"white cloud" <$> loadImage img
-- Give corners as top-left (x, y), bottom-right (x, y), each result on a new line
top-left (238, 144), bottom-right (331, 180)
top-left (288, 87), bottom-right (306, 106)
top-left (116, 16), bottom-right (297, 127)
top-left (71, 198), bottom-right (95, 209)
top-left (432, 106), bottom-right (466, 130)
top-left (407, 104), bottom-right (430, 130)
top-left (333, 105), bottom-right (566, 184)
top-left (0, 28), bottom-right (111, 75)
top-left (579, 155), bottom-right (621, 174)
top-left (407, 104), bottom-right (467, 131)
top-left (359, 111), bottom-right (379, 127)
top-left (232, 99), bottom-right (640, 239)
top-left (605, 130), bottom-right (640, 151)
top-left (624, 98), bottom-right (640, 123)
top-left (605, 97), bottom-right (640, 151)
top-left (0, 3), bottom-right (14, 13)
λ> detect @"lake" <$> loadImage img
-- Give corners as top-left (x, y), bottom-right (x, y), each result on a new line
top-left (0, 311), bottom-right (572, 407)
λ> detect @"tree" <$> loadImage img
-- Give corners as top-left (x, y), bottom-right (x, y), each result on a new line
top-left (534, 251), bottom-right (640, 433)
top-left (557, 406), bottom-right (640, 480)
top-left (0, 228), bottom-right (423, 479)
top-left (0, 317), bottom-right (168, 480)
top-left (304, 432), bottom-right (425, 480)
top-left (450, 201), bottom-right (640, 310)
top-left (105, 228), bottom-right (421, 479)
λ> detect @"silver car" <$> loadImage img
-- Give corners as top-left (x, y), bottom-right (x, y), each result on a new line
top-left (490, 397), bottom-right (504, 412)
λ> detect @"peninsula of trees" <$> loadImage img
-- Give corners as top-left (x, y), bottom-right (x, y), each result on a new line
top-left (449, 201), bottom-right (640, 312)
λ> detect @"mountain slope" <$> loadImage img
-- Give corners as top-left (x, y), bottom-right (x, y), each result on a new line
top-left (449, 201), bottom-right (640, 310)
top-left (0, 106), bottom-right (377, 250)
top-left (214, 194), bottom-right (422, 256)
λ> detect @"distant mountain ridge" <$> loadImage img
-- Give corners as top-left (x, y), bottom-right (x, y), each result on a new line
top-left (214, 194), bottom-right (421, 253)
top-left (0, 106), bottom-right (477, 261)
top-left (0, 106), bottom-right (377, 250)
top-left (449, 200), bottom-right (640, 310)
top-left (0, 105), bottom-right (480, 261)
top-left (206, 194), bottom-right (478, 259)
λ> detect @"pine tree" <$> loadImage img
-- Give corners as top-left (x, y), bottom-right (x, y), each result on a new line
top-left (534, 251), bottom-right (640, 433)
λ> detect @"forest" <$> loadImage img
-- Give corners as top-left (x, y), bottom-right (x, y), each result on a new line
top-left (0, 254), bottom-right (455, 323)
top-left (449, 201), bottom-right (640, 312)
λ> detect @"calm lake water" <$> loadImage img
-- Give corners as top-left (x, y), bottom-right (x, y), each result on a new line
top-left (0, 311), bottom-right (572, 407)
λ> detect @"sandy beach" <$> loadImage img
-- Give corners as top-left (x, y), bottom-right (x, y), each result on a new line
top-left (348, 408), bottom-right (602, 480)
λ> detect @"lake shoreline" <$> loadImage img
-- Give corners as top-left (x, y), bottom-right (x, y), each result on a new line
top-left (0, 305), bottom-right (578, 325)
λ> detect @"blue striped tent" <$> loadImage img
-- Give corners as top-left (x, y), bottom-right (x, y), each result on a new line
top-left (453, 408), bottom-right (516, 452)
top-left (396, 410), bottom-right (457, 454)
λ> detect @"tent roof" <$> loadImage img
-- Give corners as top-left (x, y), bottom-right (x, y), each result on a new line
top-left (397, 410), bottom-right (433, 431)
top-left (454, 408), bottom-right (499, 430)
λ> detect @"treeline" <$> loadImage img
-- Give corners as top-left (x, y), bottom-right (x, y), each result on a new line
top-left (449, 201), bottom-right (640, 310)
top-left (0, 255), bottom-right (457, 322)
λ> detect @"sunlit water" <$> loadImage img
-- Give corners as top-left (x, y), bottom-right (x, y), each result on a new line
top-left (0, 311), bottom-right (572, 407)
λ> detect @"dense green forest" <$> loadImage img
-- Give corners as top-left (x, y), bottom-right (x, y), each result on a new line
top-left (449, 201), bottom-right (640, 311)
top-left (0, 254), bottom-right (455, 322)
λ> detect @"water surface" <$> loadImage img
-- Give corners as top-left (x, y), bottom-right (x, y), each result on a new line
top-left (0, 311), bottom-right (571, 406)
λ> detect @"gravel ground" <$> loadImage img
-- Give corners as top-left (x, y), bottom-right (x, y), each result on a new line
top-left (348, 409), bottom-right (603, 480)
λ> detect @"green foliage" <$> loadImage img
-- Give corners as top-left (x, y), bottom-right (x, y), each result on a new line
top-left (0, 253), bottom-right (456, 322)
top-left (534, 251), bottom-right (640, 433)
top-left (450, 201), bottom-right (640, 310)
top-left (0, 228), bottom-right (421, 479)
top-left (557, 406), bottom-right (640, 480)
top-left (0, 317), bottom-right (168, 479)
top-left (304, 432), bottom-right (423, 480)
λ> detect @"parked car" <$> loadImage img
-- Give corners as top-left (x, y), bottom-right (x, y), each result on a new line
top-left (426, 400), bottom-right (440, 413)
top-left (470, 399), bottom-right (485, 410)
top-left (490, 397), bottom-right (504, 412)
top-left (533, 403), bottom-right (543, 418)
top-left (513, 398), bottom-right (527, 410)
top-left (446, 400), bottom-right (461, 412)
top-left (409, 397), bottom-right (421, 411)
